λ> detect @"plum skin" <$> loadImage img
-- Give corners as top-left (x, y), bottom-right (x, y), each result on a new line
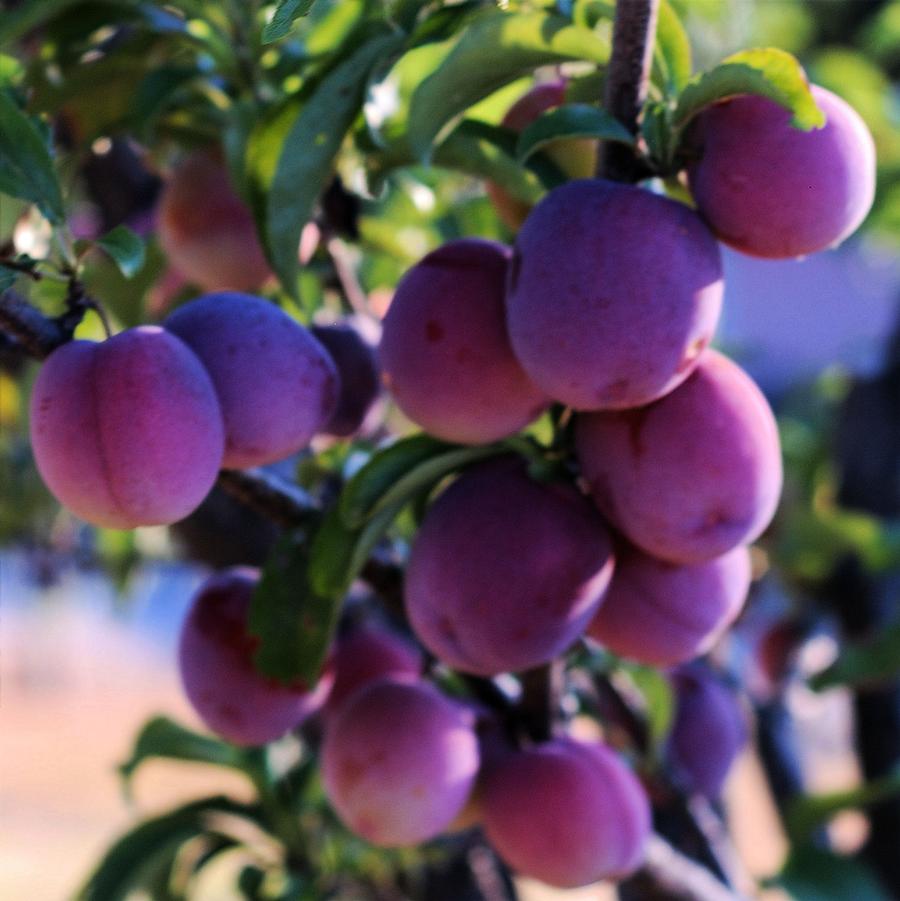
top-left (310, 321), bottom-right (380, 437)
top-left (687, 85), bottom-right (876, 259)
top-left (29, 326), bottom-right (224, 529)
top-left (481, 737), bottom-right (651, 888)
top-left (576, 349), bottom-right (782, 564)
top-left (507, 179), bottom-right (723, 411)
top-left (178, 568), bottom-right (332, 746)
top-left (587, 544), bottom-right (752, 667)
top-left (378, 239), bottom-right (548, 445)
top-left (667, 666), bottom-right (749, 798)
top-left (405, 457), bottom-right (615, 676)
top-left (324, 621), bottom-right (423, 715)
top-left (166, 292), bottom-right (339, 469)
top-left (486, 80), bottom-right (596, 230)
top-left (321, 679), bottom-right (480, 846)
top-left (156, 149), bottom-right (273, 292)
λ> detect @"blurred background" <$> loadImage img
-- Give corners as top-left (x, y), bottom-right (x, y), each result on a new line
top-left (3, 0), bottom-right (900, 898)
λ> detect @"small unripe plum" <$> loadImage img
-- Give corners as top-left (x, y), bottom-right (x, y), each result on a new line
top-left (687, 85), bottom-right (876, 259)
top-left (178, 568), bottom-right (331, 746)
top-left (576, 350), bottom-right (782, 564)
top-left (379, 239), bottom-right (547, 444)
top-left (481, 737), bottom-right (651, 888)
top-left (165, 292), bottom-right (339, 468)
top-left (310, 321), bottom-right (380, 437)
top-left (587, 544), bottom-right (752, 667)
top-left (325, 622), bottom-right (423, 714)
top-left (156, 150), bottom-right (273, 292)
top-left (507, 180), bottom-right (723, 410)
top-left (667, 666), bottom-right (749, 798)
top-left (321, 680), bottom-right (480, 846)
top-left (405, 457), bottom-right (614, 675)
top-left (30, 327), bottom-right (224, 529)
top-left (486, 80), bottom-right (597, 230)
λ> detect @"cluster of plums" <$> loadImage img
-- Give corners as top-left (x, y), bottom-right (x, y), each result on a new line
top-left (29, 293), bottom-right (379, 529)
top-left (178, 568), bottom-right (743, 888)
top-left (25, 75), bottom-right (875, 890)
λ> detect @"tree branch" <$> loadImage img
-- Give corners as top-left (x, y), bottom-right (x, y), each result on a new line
top-left (598, 0), bottom-right (660, 182)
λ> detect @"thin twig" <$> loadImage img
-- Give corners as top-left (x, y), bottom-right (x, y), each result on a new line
top-left (598, 0), bottom-right (660, 182)
top-left (325, 236), bottom-right (373, 320)
top-left (216, 468), bottom-right (321, 530)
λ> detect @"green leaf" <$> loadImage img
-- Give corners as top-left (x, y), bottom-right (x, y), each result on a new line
top-left (620, 663), bottom-right (675, 756)
top-left (0, 92), bottom-right (64, 223)
top-left (0, 54), bottom-right (24, 88)
top-left (0, 0), bottom-right (87, 47)
top-left (119, 716), bottom-right (250, 790)
top-left (673, 48), bottom-right (825, 135)
top-left (516, 104), bottom-right (633, 162)
top-left (263, 0), bottom-right (318, 44)
top-left (247, 31), bottom-right (401, 295)
top-left (407, 10), bottom-right (610, 161)
top-left (95, 225), bottom-right (145, 279)
top-left (786, 770), bottom-right (900, 843)
top-left (339, 434), bottom-right (454, 528)
top-left (77, 796), bottom-right (261, 901)
top-left (809, 619), bottom-right (900, 692)
top-left (653, 0), bottom-right (692, 93)
top-left (774, 847), bottom-right (892, 901)
top-left (248, 535), bottom-right (331, 685)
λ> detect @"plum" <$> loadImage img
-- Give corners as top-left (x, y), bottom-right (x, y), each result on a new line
top-left (178, 568), bottom-right (332, 746)
top-left (687, 85), bottom-right (876, 259)
top-left (405, 457), bottom-right (614, 675)
top-left (486, 80), bottom-right (597, 230)
top-left (576, 350), bottom-right (782, 563)
top-left (379, 239), bottom-right (548, 444)
top-left (481, 737), bottom-right (650, 888)
top-left (667, 665), bottom-right (749, 798)
top-left (156, 149), bottom-right (273, 292)
top-left (587, 544), bottom-right (752, 667)
top-left (310, 320), bottom-right (380, 437)
top-left (165, 292), bottom-right (338, 468)
top-left (507, 179), bottom-right (723, 410)
top-left (30, 326), bottom-right (224, 529)
top-left (325, 621), bottom-right (423, 714)
top-left (321, 680), bottom-right (480, 846)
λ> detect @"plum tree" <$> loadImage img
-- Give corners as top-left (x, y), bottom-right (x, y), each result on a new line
top-left (156, 149), bottom-right (273, 292)
top-left (321, 679), bottom-right (480, 846)
top-left (29, 326), bottom-right (224, 529)
top-left (485, 80), bottom-right (597, 229)
top-left (310, 321), bottom-right (380, 437)
top-left (166, 292), bottom-right (339, 468)
top-left (506, 179), bottom-right (723, 410)
top-left (666, 666), bottom-right (749, 799)
top-left (405, 457), bottom-right (615, 675)
top-left (576, 349), bottom-right (782, 563)
top-left (178, 568), bottom-right (332, 746)
top-left (378, 239), bottom-right (548, 444)
top-left (481, 737), bottom-right (651, 888)
top-left (687, 85), bottom-right (876, 259)
top-left (325, 621), bottom-right (423, 714)
top-left (587, 544), bottom-right (752, 667)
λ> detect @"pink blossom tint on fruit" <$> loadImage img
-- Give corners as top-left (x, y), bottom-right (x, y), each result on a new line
top-left (687, 85), bottom-right (876, 259)
top-left (576, 350), bottom-right (782, 563)
top-left (482, 737), bottom-right (651, 888)
top-left (321, 680), bottom-right (480, 846)
top-left (156, 150), bottom-right (272, 292)
top-left (166, 292), bottom-right (338, 468)
top-left (325, 622), bottom-right (423, 714)
top-left (405, 457), bottom-right (614, 675)
top-left (667, 666), bottom-right (749, 798)
top-left (379, 239), bottom-right (548, 444)
top-left (30, 327), bottom-right (224, 529)
top-left (587, 544), bottom-right (752, 667)
top-left (507, 180), bottom-right (723, 410)
top-left (178, 568), bottom-right (331, 746)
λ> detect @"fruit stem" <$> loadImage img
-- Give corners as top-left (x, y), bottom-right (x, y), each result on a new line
top-left (598, 0), bottom-right (660, 182)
